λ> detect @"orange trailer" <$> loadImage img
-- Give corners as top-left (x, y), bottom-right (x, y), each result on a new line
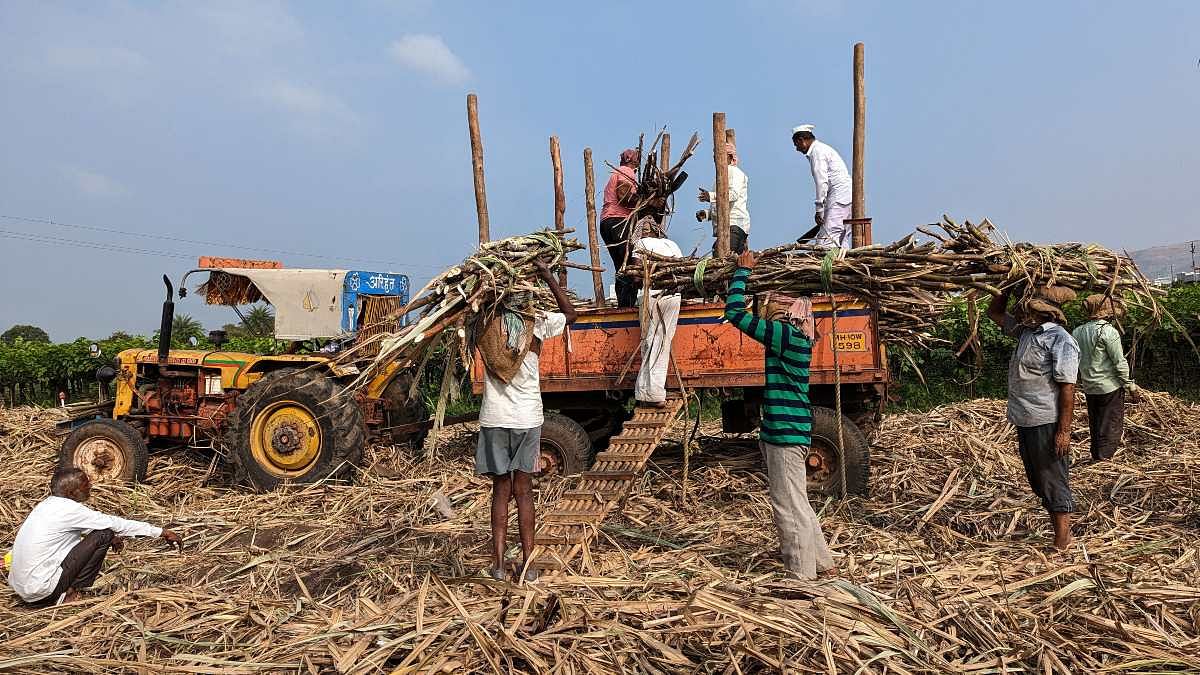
top-left (472, 294), bottom-right (886, 494)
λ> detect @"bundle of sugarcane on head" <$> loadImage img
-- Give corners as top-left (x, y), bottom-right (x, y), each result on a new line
top-left (340, 229), bottom-right (586, 392)
top-left (626, 217), bottom-right (1174, 352)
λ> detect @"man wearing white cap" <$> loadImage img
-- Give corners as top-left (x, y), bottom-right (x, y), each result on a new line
top-left (792, 125), bottom-right (853, 248)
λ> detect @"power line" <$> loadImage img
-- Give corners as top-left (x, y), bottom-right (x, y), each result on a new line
top-left (0, 228), bottom-right (195, 260)
top-left (0, 214), bottom-right (446, 271)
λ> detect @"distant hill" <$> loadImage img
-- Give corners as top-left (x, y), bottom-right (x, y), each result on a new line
top-left (1129, 241), bottom-right (1197, 283)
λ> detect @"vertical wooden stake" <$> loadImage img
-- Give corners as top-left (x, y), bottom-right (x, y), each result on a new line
top-left (583, 148), bottom-right (605, 307)
top-left (467, 93), bottom-right (489, 244)
top-left (660, 133), bottom-right (671, 171)
top-left (550, 135), bottom-right (567, 286)
top-left (852, 42), bottom-right (867, 221)
top-left (724, 128), bottom-right (736, 149)
top-left (712, 112), bottom-right (731, 257)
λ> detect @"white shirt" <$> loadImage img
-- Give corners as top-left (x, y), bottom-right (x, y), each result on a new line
top-left (478, 312), bottom-right (567, 429)
top-left (633, 237), bottom-right (683, 299)
top-left (9, 496), bottom-right (161, 602)
top-left (804, 140), bottom-right (851, 210)
top-left (706, 165), bottom-right (751, 234)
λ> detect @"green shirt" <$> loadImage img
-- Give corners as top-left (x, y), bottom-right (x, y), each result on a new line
top-left (1070, 319), bottom-right (1133, 396)
top-left (724, 267), bottom-right (813, 446)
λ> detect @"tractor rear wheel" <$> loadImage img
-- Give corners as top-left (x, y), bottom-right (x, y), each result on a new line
top-left (806, 406), bottom-right (870, 497)
top-left (59, 419), bottom-right (149, 485)
top-left (225, 369), bottom-right (365, 492)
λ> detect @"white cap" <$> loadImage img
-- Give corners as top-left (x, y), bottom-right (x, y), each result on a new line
top-left (791, 124), bottom-right (815, 135)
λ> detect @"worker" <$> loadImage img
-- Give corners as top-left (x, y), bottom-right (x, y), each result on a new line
top-left (476, 259), bottom-right (577, 582)
top-left (791, 124), bottom-right (852, 248)
top-left (697, 142), bottom-right (750, 254)
top-left (8, 467), bottom-right (183, 606)
top-left (599, 148), bottom-right (641, 308)
top-left (631, 217), bottom-right (683, 406)
top-left (987, 285), bottom-right (1081, 550)
top-left (724, 248), bottom-right (834, 579)
top-left (1072, 294), bottom-right (1139, 462)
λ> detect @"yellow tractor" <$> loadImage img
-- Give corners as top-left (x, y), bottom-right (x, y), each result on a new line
top-left (60, 259), bottom-right (426, 492)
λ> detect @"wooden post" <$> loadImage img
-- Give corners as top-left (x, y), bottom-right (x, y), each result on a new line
top-left (550, 135), bottom-right (567, 286)
top-left (583, 148), bottom-right (605, 307)
top-left (660, 133), bottom-right (671, 172)
top-left (712, 112), bottom-right (731, 257)
top-left (724, 128), bottom-right (736, 149)
top-left (852, 42), bottom-right (866, 221)
top-left (467, 93), bottom-right (489, 244)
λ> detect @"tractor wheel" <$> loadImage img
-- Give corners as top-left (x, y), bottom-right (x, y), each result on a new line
top-left (538, 412), bottom-right (592, 477)
top-left (806, 406), bottom-right (871, 497)
top-left (381, 372), bottom-right (429, 448)
top-left (225, 369), bottom-right (365, 492)
top-left (59, 419), bottom-right (149, 486)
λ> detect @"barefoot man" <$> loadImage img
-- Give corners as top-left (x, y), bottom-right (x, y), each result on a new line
top-left (476, 259), bottom-right (577, 582)
top-left (9, 467), bottom-right (183, 606)
top-left (988, 285), bottom-right (1081, 549)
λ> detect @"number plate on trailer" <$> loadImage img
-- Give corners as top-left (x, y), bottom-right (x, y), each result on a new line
top-left (834, 331), bottom-right (867, 352)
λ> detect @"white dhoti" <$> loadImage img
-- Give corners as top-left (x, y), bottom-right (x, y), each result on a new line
top-left (635, 293), bottom-right (681, 403)
top-left (815, 202), bottom-right (853, 249)
top-left (761, 441), bottom-right (835, 579)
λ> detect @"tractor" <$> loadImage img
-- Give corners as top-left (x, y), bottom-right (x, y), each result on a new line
top-left (59, 258), bottom-right (428, 492)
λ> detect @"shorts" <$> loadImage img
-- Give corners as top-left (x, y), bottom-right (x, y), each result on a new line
top-left (475, 426), bottom-right (541, 475)
top-left (1016, 423), bottom-right (1075, 513)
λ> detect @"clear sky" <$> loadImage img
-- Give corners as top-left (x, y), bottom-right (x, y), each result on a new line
top-left (2, 1), bottom-right (1198, 340)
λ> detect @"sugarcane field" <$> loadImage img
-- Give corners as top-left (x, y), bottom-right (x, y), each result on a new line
top-left (2, 5), bottom-right (1200, 674)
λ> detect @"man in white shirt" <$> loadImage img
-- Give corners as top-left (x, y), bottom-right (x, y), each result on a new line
top-left (631, 218), bottom-right (683, 405)
top-left (9, 467), bottom-right (182, 606)
top-left (792, 124), bottom-right (853, 248)
top-left (476, 259), bottom-right (577, 582)
top-left (698, 142), bottom-right (750, 254)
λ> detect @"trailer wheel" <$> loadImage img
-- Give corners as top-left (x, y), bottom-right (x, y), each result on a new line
top-left (225, 369), bottom-right (365, 492)
top-left (539, 412), bottom-right (591, 477)
top-left (59, 418), bottom-right (149, 485)
top-left (807, 406), bottom-right (870, 497)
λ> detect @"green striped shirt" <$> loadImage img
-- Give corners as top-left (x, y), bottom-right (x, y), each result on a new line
top-left (724, 267), bottom-right (813, 446)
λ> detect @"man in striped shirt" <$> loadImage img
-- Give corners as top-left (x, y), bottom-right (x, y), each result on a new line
top-left (725, 249), bottom-right (834, 579)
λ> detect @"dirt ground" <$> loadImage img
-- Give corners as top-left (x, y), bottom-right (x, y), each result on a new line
top-left (0, 394), bottom-right (1197, 673)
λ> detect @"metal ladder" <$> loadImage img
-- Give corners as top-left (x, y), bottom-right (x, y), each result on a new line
top-left (528, 396), bottom-right (686, 574)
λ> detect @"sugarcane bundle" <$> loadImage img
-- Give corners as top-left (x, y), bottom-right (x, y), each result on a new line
top-left (628, 217), bottom-right (1168, 350)
top-left (336, 229), bottom-right (585, 395)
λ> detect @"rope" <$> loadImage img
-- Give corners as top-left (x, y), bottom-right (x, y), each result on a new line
top-left (822, 248), bottom-right (848, 499)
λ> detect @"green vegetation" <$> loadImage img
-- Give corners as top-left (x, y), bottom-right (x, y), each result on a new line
top-left (1, 325), bottom-right (50, 343)
top-left (890, 284), bottom-right (1200, 409)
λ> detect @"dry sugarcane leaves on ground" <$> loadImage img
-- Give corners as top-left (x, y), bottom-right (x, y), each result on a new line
top-left (1, 393), bottom-right (1198, 672)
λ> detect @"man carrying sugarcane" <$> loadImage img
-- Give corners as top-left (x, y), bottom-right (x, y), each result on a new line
top-left (791, 125), bottom-right (852, 248)
top-left (697, 142), bottom-right (750, 254)
top-left (1072, 295), bottom-right (1139, 462)
top-left (988, 285), bottom-right (1081, 550)
top-left (476, 259), bottom-right (577, 582)
top-left (599, 148), bottom-right (641, 308)
top-left (631, 217), bottom-right (682, 406)
top-left (9, 467), bottom-right (183, 606)
top-left (724, 249), bottom-right (835, 579)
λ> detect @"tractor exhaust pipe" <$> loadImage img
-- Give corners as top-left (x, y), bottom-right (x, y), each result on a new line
top-left (158, 275), bottom-right (174, 366)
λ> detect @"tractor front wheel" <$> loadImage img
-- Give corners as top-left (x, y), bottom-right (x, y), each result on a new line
top-left (225, 369), bottom-right (365, 492)
top-left (59, 419), bottom-right (149, 486)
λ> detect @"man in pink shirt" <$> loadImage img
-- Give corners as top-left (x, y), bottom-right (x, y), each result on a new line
top-left (599, 148), bottom-right (640, 307)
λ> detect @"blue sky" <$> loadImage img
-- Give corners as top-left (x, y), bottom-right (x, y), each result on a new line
top-left (1, 1), bottom-right (1198, 340)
